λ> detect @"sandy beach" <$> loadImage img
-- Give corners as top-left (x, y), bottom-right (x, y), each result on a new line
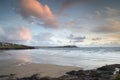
top-left (0, 60), bottom-right (80, 78)
top-left (1, 60), bottom-right (120, 80)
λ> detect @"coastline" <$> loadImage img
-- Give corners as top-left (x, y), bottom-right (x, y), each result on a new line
top-left (0, 62), bottom-right (81, 78)
top-left (0, 64), bottom-right (120, 80)
top-left (0, 47), bottom-right (35, 50)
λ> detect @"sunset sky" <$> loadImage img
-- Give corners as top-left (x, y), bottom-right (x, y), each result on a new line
top-left (0, 0), bottom-right (120, 47)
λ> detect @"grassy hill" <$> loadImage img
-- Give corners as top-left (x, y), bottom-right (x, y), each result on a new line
top-left (0, 42), bottom-right (35, 50)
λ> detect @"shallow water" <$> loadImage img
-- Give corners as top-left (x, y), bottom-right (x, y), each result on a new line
top-left (0, 47), bottom-right (120, 69)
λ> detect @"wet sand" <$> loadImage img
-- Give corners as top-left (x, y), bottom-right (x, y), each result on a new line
top-left (0, 60), bottom-right (81, 78)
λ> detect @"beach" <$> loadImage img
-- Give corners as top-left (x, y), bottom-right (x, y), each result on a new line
top-left (0, 48), bottom-right (120, 80)
top-left (0, 60), bottom-right (80, 78)
top-left (1, 60), bottom-right (120, 80)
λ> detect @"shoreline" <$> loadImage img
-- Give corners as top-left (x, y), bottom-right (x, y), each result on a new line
top-left (0, 64), bottom-right (120, 80)
top-left (0, 60), bottom-right (120, 80)
top-left (0, 63), bottom-right (81, 78)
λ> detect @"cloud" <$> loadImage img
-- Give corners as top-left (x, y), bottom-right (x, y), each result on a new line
top-left (95, 33), bottom-right (120, 45)
top-left (90, 33), bottom-right (120, 46)
top-left (59, 0), bottom-right (90, 13)
top-left (105, 7), bottom-right (120, 17)
top-left (65, 20), bottom-right (75, 26)
top-left (60, 0), bottom-right (86, 12)
top-left (87, 7), bottom-right (120, 22)
top-left (34, 33), bottom-right (53, 41)
top-left (93, 19), bottom-right (120, 33)
top-left (87, 10), bottom-right (102, 20)
top-left (18, 0), bottom-right (59, 28)
top-left (50, 36), bottom-right (70, 46)
top-left (92, 37), bottom-right (102, 41)
top-left (19, 26), bottom-right (32, 41)
top-left (30, 32), bottom-right (53, 46)
top-left (64, 19), bottom-right (90, 33)
top-left (86, 7), bottom-right (120, 35)
top-left (68, 34), bottom-right (86, 43)
top-left (0, 27), bottom-right (4, 35)
top-left (0, 26), bottom-right (32, 43)
top-left (106, 33), bottom-right (120, 42)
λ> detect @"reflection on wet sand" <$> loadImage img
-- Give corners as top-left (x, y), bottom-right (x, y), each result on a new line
top-left (0, 50), bottom-right (32, 67)
top-left (12, 50), bottom-right (31, 66)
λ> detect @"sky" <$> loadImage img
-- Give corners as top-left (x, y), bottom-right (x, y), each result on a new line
top-left (0, 0), bottom-right (120, 47)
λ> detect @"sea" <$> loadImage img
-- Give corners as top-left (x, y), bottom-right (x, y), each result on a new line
top-left (0, 47), bottom-right (120, 69)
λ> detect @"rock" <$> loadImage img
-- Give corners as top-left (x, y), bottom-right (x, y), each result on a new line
top-left (97, 64), bottom-right (120, 71)
top-left (17, 74), bottom-right (40, 80)
top-left (66, 70), bottom-right (78, 76)
top-left (40, 76), bottom-right (51, 80)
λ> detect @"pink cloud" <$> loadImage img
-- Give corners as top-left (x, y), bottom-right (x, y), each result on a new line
top-left (19, 0), bottom-right (59, 28)
top-left (0, 26), bottom-right (32, 43)
top-left (19, 26), bottom-right (32, 41)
